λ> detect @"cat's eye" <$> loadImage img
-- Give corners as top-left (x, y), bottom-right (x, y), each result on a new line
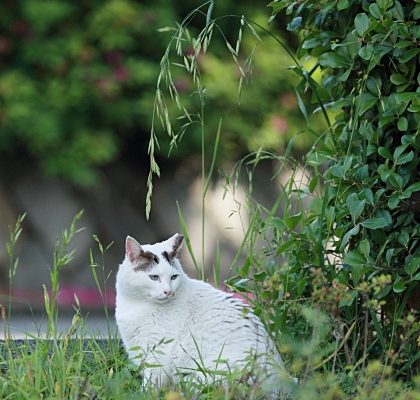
top-left (149, 275), bottom-right (160, 281)
top-left (171, 274), bottom-right (179, 280)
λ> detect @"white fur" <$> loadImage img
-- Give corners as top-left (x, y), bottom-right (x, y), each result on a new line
top-left (115, 234), bottom-right (294, 395)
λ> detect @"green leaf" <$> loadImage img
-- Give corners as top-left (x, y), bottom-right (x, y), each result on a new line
top-left (302, 38), bottom-right (321, 49)
top-left (395, 40), bottom-right (414, 49)
top-left (405, 256), bottom-right (420, 276)
top-left (309, 175), bottom-right (318, 193)
top-left (414, 5), bottom-right (420, 20)
top-left (344, 251), bottom-right (365, 266)
top-left (369, 3), bottom-right (382, 18)
top-left (392, 1), bottom-right (404, 19)
top-left (359, 239), bottom-right (370, 259)
top-left (337, 0), bottom-right (350, 10)
top-left (393, 92), bottom-right (419, 103)
top-left (319, 52), bottom-right (350, 68)
top-left (397, 116), bottom-right (408, 131)
top-left (378, 146), bottom-right (392, 160)
top-left (393, 144), bottom-right (409, 162)
top-left (361, 217), bottom-right (389, 229)
top-left (386, 248), bottom-right (394, 265)
top-left (268, 0), bottom-right (287, 12)
top-left (355, 93), bottom-right (377, 115)
top-left (390, 73), bottom-right (407, 85)
top-left (379, 116), bottom-right (395, 128)
top-left (338, 66), bottom-right (353, 82)
top-left (360, 188), bottom-right (374, 205)
top-left (388, 173), bottom-right (403, 190)
top-left (277, 240), bottom-right (296, 255)
top-left (404, 182), bottom-right (420, 194)
top-left (271, 217), bottom-right (286, 230)
top-left (354, 13), bottom-right (369, 36)
top-left (340, 224), bottom-right (360, 251)
top-left (366, 76), bottom-right (381, 96)
top-left (344, 251), bottom-right (366, 283)
top-left (287, 16), bottom-right (302, 31)
top-left (374, 188), bottom-right (386, 203)
top-left (376, 209), bottom-right (392, 225)
top-left (377, 0), bottom-right (390, 11)
top-left (398, 230), bottom-right (409, 246)
top-left (343, 155), bottom-right (353, 174)
top-left (369, 310), bottom-right (387, 352)
top-left (395, 151), bottom-right (414, 165)
top-left (330, 164), bottom-right (345, 178)
top-left (400, 49), bottom-right (420, 63)
top-left (401, 135), bottom-right (414, 145)
top-left (378, 164), bottom-right (393, 182)
top-left (339, 290), bottom-right (357, 307)
top-left (285, 213), bottom-right (302, 229)
top-left (393, 277), bottom-right (406, 293)
top-left (346, 193), bottom-right (365, 222)
top-left (356, 165), bottom-right (369, 180)
top-left (359, 44), bottom-right (374, 60)
top-left (295, 89), bottom-right (309, 123)
top-left (296, 277), bottom-right (307, 296)
top-left (388, 194), bottom-right (400, 209)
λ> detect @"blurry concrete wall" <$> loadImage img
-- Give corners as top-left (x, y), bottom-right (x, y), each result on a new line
top-left (0, 162), bottom-right (251, 311)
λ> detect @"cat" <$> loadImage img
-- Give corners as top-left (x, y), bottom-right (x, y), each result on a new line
top-left (115, 233), bottom-right (295, 397)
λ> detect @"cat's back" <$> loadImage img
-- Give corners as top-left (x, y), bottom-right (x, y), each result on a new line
top-left (183, 278), bottom-right (272, 357)
top-left (186, 278), bottom-right (250, 324)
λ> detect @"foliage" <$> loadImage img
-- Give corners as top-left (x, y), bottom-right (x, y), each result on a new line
top-left (225, 0), bottom-right (420, 386)
top-left (1, 0), bottom-right (419, 397)
top-left (145, 0), bottom-right (327, 213)
top-left (146, 0), bottom-right (419, 389)
top-left (0, 0), bottom-right (314, 185)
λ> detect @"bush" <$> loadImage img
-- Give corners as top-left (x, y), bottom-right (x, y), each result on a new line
top-left (226, 0), bottom-right (419, 383)
top-left (149, 1), bottom-right (419, 384)
top-left (0, 0), bottom-right (316, 185)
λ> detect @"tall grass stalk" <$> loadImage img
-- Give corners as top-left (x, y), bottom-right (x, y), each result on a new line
top-left (44, 210), bottom-right (84, 338)
top-left (90, 234), bottom-right (114, 337)
top-left (5, 213), bottom-right (26, 338)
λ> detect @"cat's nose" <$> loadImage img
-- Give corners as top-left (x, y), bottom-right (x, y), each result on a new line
top-left (164, 290), bottom-right (174, 296)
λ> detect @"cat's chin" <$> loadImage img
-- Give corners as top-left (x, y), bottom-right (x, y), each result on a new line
top-left (152, 296), bottom-right (173, 303)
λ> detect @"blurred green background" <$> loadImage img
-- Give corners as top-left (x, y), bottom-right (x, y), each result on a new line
top-left (0, 0), bottom-right (320, 185)
top-left (0, 0), bottom-right (324, 312)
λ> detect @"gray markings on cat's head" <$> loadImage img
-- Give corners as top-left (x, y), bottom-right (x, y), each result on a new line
top-left (133, 251), bottom-right (159, 272)
top-left (162, 251), bottom-right (172, 263)
top-left (125, 234), bottom-right (183, 271)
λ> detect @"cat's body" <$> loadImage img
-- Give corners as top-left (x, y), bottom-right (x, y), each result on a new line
top-left (115, 234), bottom-right (293, 395)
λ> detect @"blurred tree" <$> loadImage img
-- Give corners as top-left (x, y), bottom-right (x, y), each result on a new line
top-left (0, 0), bottom-right (320, 185)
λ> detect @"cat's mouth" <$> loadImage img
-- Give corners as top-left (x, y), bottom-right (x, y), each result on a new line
top-left (153, 296), bottom-right (174, 303)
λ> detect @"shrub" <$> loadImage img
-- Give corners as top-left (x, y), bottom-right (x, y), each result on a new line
top-left (229, 0), bottom-right (420, 381)
top-left (0, 0), bottom-right (314, 185)
top-left (148, 1), bottom-right (419, 384)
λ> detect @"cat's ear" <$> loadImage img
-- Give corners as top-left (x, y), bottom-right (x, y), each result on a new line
top-left (167, 233), bottom-right (184, 258)
top-left (125, 236), bottom-right (143, 264)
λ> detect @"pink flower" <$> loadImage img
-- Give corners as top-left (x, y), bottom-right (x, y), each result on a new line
top-left (270, 115), bottom-right (288, 134)
top-left (113, 66), bottom-right (129, 82)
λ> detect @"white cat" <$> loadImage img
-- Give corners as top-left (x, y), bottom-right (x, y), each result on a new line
top-left (115, 233), bottom-right (294, 396)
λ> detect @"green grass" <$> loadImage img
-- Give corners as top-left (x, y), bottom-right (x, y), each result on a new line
top-left (1, 212), bottom-right (418, 399)
top-left (0, 215), bottom-right (290, 400)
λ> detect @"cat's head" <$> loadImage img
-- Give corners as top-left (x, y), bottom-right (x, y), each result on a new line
top-left (117, 233), bottom-right (185, 303)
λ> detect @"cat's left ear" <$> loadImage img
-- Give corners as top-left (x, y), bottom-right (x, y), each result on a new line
top-left (167, 233), bottom-right (184, 258)
top-left (125, 236), bottom-right (143, 264)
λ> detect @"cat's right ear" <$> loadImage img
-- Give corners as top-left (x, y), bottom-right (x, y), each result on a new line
top-left (125, 236), bottom-right (142, 264)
